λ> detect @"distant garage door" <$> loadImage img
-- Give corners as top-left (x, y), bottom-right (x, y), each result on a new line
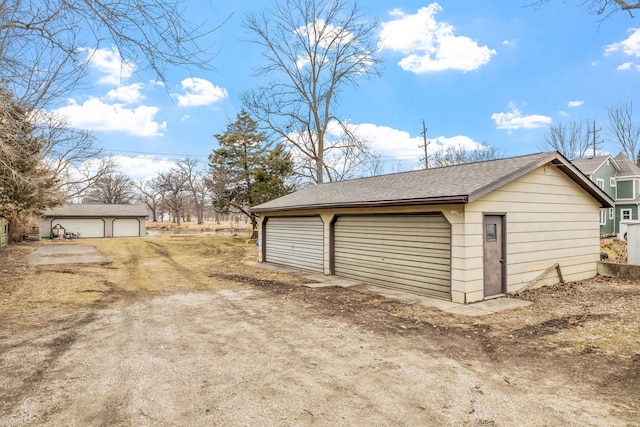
top-left (265, 216), bottom-right (324, 273)
top-left (113, 219), bottom-right (141, 237)
top-left (334, 214), bottom-right (451, 300)
top-left (55, 218), bottom-right (105, 238)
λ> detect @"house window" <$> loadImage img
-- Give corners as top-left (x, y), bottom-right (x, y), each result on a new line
top-left (596, 178), bottom-right (605, 190)
top-left (600, 209), bottom-right (606, 225)
top-left (610, 177), bottom-right (616, 187)
top-left (621, 209), bottom-right (632, 221)
top-left (609, 208), bottom-right (615, 220)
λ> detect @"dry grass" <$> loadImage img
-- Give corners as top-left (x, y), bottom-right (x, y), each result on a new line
top-left (145, 219), bottom-right (252, 233)
top-left (601, 237), bottom-right (628, 263)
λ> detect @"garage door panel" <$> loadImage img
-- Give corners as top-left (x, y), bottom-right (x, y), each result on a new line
top-left (335, 265), bottom-right (451, 295)
top-left (55, 219), bottom-right (105, 238)
top-left (334, 250), bottom-right (450, 269)
top-left (265, 216), bottom-right (324, 273)
top-left (334, 214), bottom-right (451, 300)
top-left (113, 219), bottom-right (141, 237)
top-left (341, 241), bottom-right (450, 259)
top-left (336, 234), bottom-right (451, 247)
top-left (336, 260), bottom-right (449, 279)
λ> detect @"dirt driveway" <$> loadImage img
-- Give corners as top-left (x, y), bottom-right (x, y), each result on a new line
top-left (0, 235), bottom-right (638, 426)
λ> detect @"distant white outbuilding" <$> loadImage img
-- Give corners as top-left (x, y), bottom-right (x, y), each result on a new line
top-left (40, 204), bottom-right (148, 239)
top-left (251, 152), bottom-right (614, 304)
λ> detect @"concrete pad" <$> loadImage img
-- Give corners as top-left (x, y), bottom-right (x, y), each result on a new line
top-left (27, 245), bottom-right (107, 265)
top-left (445, 298), bottom-right (532, 316)
top-left (244, 261), bottom-right (533, 316)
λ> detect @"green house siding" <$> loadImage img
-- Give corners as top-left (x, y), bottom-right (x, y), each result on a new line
top-left (601, 208), bottom-right (615, 235)
top-left (616, 180), bottom-right (635, 199)
top-left (615, 205), bottom-right (639, 233)
top-left (591, 161), bottom-right (618, 199)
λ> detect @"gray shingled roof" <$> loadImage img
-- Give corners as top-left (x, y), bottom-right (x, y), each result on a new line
top-left (252, 151), bottom-right (614, 212)
top-left (614, 152), bottom-right (640, 178)
top-left (571, 155), bottom-right (617, 175)
top-left (43, 204), bottom-right (149, 217)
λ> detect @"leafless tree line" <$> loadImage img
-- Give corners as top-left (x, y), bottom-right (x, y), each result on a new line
top-left (83, 157), bottom-right (241, 227)
top-left (541, 100), bottom-right (640, 163)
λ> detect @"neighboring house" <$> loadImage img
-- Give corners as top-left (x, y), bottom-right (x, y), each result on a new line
top-left (40, 204), bottom-right (148, 239)
top-left (251, 152), bottom-right (613, 304)
top-left (573, 153), bottom-right (640, 238)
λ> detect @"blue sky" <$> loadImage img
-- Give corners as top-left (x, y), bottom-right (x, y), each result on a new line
top-left (49, 1), bottom-right (640, 181)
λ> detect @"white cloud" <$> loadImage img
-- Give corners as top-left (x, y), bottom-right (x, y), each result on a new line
top-left (491, 102), bottom-right (552, 130)
top-left (559, 110), bottom-right (570, 117)
top-left (346, 123), bottom-right (423, 160)
top-left (605, 28), bottom-right (640, 57)
top-left (175, 77), bottom-right (228, 107)
top-left (296, 19), bottom-right (354, 49)
top-left (616, 61), bottom-right (640, 71)
top-left (105, 83), bottom-right (145, 104)
top-left (113, 155), bottom-right (176, 181)
top-left (334, 122), bottom-right (484, 163)
top-left (379, 4), bottom-right (496, 73)
top-left (567, 100), bottom-right (584, 108)
top-left (81, 46), bottom-right (135, 85)
top-left (433, 135), bottom-right (483, 151)
top-left (502, 39), bottom-right (517, 48)
top-left (53, 97), bottom-right (166, 137)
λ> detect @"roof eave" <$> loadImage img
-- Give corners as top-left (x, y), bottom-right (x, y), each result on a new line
top-left (552, 158), bottom-right (615, 208)
top-left (251, 195), bottom-right (469, 213)
top-left (467, 151), bottom-right (615, 208)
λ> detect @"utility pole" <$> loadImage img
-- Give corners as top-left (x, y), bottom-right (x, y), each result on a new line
top-left (419, 120), bottom-right (430, 169)
top-left (588, 120), bottom-right (602, 157)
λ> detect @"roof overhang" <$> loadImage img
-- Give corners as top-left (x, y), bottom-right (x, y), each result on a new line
top-left (467, 152), bottom-right (614, 208)
top-left (251, 195), bottom-right (469, 213)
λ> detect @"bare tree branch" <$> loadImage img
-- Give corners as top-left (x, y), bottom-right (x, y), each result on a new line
top-left (608, 99), bottom-right (640, 163)
top-left (242, 0), bottom-right (382, 184)
top-left (0, 0), bottom-right (217, 108)
top-left (539, 120), bottom-right (597, 159)
top-left (526, 0), bottom-right (640, 18)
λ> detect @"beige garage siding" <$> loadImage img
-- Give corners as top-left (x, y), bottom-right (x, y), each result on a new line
top-left (265, 216), bottom-right (324, 273)
top-left (333, 214), bottom-right (451, 300)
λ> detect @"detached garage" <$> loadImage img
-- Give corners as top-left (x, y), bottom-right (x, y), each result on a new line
top-left (251, 152), bottom-right (614, 304)
top-left (40, 204), bottom-right (148, 239)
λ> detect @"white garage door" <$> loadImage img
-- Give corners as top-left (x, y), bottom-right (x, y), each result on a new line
top-left (265, 216), bottom-right (324, 273)
top-left (334, 214), bottom-right (451, 300)
top-left (113, 219), bottom-right (141, 237)
top-left (54, 219), bottom-right (105, 238)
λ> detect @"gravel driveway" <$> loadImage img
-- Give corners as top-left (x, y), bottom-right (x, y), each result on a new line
top-left (0, 236), bottom-right (637, 426)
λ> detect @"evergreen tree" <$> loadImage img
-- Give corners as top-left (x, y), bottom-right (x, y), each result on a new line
top-left (0, 88), bottom-right (57, 240)
top-left (208, 110), bottom-right (294, 229)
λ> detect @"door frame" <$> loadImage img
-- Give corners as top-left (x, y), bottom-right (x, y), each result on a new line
top-left (483, 213), bottom-right (506, 299)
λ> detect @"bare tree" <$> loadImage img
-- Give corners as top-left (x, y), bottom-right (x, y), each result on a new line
top-left (33, 110), bottom-right (115, 200)
top-left (82, 172), bottom-right (136, 204)
top-left (528, 0), bottom-right (640, 18)
top-left (242, 0), bottom-right (382, 184)
top-left (151, 168), bottom-right (189, 226)
top-left (429, 144), bottom-right (503, 168)
top-left (134, 180), bottom-right (161, 222)
top-left (0, 0), bottom-right (215, 108)
top-left (608, 100), bottom-right (640, 164)
top-left (539, 121), bottom-right (597, 160)
top-left (176, 158), bottom-right (209, 225)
